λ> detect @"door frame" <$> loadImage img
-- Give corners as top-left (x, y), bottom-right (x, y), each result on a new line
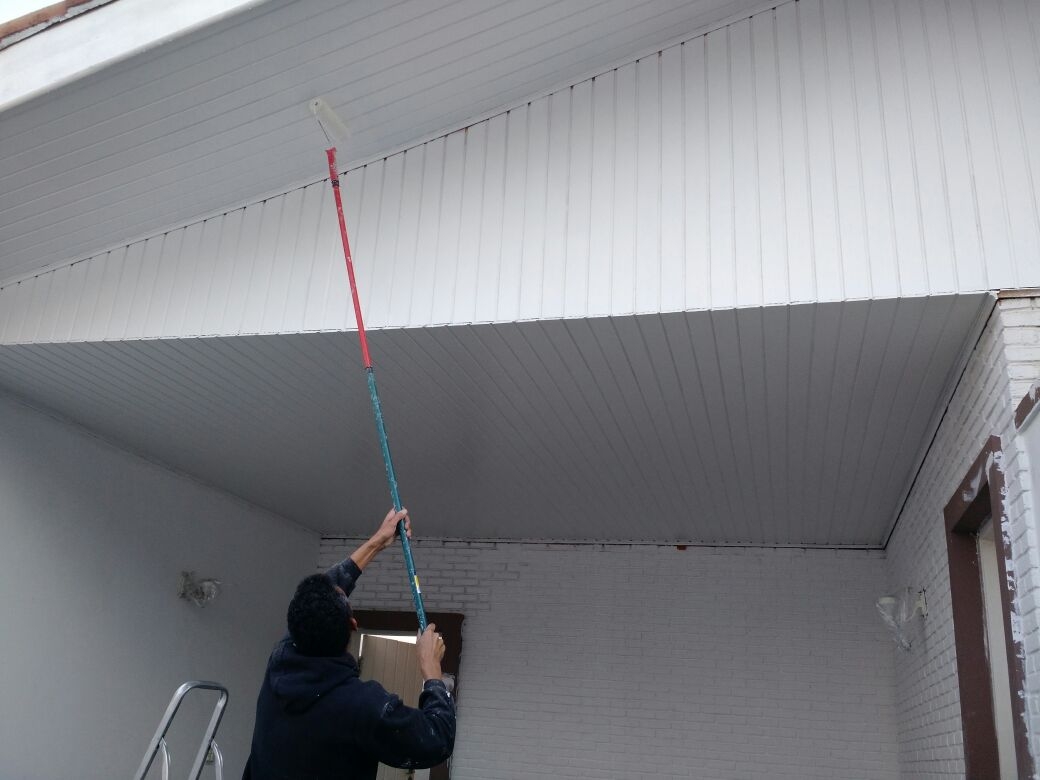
top-left (943, 435), bottom-right (1032, 777)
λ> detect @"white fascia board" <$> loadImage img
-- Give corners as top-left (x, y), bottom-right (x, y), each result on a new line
top-left (0, 0), bottom-right (267, 113)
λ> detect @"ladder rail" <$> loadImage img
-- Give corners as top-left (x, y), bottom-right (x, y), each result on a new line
top-left (158, 738), bottom-right (170, 780)
top-left (209, 741), bottom-right (223, 780)
top-left (186, 701), bottom-right (227, 780)
top-left (134, 681), bottom-right (228, 780)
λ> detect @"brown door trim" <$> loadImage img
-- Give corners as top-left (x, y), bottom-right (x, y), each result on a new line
top-left (353, 609), bottom-right (464, 780)
top-left (943, 435), bottom-right (1033, 778)
top-left (1014, 381), bottom-right (1040, 429)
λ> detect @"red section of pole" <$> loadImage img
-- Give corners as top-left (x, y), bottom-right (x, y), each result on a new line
top-left (325, 147), bottom-right (373, 369)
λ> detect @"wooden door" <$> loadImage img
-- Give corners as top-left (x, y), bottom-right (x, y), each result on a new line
top-left (359, 635), bottom-right (429, 780)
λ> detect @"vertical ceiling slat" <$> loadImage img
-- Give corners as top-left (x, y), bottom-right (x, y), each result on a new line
top-left (201, 208), bottom-right (245, 337)
top-left (659, 310), bottom-right (734, 541)
top-left (782, 302), bottom-right (815, 544)
top-left (733, 307), bottom-right (775, 542)
top-left (706, 308), bottom-right (761, 543)
top-left (300, 184), bottom-right (341, 334)
top-left (918, 0), bottom-right (984, 292)
top-left (71, 255), bottom-right (107, 341)
top-left (494, 111), bottom-right (528, 325)
top-left (586, 73), bottom-right (616, 318)
top-left (706, 28), bottom-right (737, 308)
top-left (761, 305), bottom-right (791, 544)
top-left (729, 18), bottom-right (764, 307)
top-left (366, 153), bottom-right (406, 328)
top-left (974, 0), bottom-right (1040, 282)
top-left (826, 299), bottom-right (890, 538)
top-left (683, 309), bottom-right (754, 541)
top-left (187, 217), bottom-right (230, 336)
top-left (947, 0), bottom-right (1016, 288)
top-left (427, 133), bottom-right (465, 326)
top-left (223, 202), bottom-right (265, 336)
top-left (635, 313), bottom-right (722, 539)
top-left (610, 62), bottom-right (638, 315)
top-left (129, 230), bottom-right (168, 339)
top-left (801, 302), bottom-right (842, 541)
top-left (108, 242), bottom-right (145, 340)
top-left (871, 0), bottom-right (927, 298)
top-left (159, 223), bottom-right (201, 339)
top-left (387, 148), bottom-right (426, 326)
top-left (541, 89), bottom-right (571, 318)
top-left (681, 36), bottom-right (711, 312)
top-left (450, 121), bottom-right (487, 325)
top-left (259, 187), bottom-right (306, 334)
top-left (563, 80), bottom-right (593, 320)
top-left (474, 114), bottom-right (509, 325)
top-left (821, 0), bottom-right (870, 301)
top-left (405, 138), bottom-right (446, 328)
top-left (815, 299), bottom-right (874, 545)
top-left (897, 1), bottom-right (957, 295)
top-left (634, 55), bottom-right (663, 314)
top-left (36, 264), bottom-right (70, 345)
top-left (55, 262), bottom-right (90, 344)
top-left (282, 184), bottom-right (328, 333)
top-left (797, 0), bottom-right (843, 303)
top-left (658, 46), bottom-right (685, 314)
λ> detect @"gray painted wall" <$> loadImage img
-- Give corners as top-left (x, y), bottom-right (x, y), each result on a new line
top-left (0, 393), bottom-right (317, 779)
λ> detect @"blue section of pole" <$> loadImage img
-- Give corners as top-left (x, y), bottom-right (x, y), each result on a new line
top-left (366, 368), bottom-right (428, 632)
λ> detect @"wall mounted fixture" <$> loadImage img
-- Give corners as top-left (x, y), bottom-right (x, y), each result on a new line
top-left (178, 571), bottom-right (222, 608)
top-left (876, 588), bottom-right (928, 651)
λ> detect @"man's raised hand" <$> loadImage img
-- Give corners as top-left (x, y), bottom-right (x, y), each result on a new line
top-left (373, 507), bottom-right (411, 551)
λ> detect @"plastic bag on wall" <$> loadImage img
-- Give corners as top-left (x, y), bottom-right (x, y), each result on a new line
top-left (876, 587), bottom-right (927, 651)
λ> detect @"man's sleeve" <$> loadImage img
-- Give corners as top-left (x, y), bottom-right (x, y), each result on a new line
top-left (368, 681), bottom-right (456, 769)
top-left (325, 558), bottom-right (363, 596)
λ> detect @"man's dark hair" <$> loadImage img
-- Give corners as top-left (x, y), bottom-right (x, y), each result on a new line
top-left (287, 574), bottom-right (352, 656)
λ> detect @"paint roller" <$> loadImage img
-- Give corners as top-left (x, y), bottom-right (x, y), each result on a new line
top-left (310, 98), bottom-right (350, 145)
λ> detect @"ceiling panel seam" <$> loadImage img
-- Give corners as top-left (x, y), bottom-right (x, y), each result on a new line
top-left (316, 535), bottom-right (883, 551)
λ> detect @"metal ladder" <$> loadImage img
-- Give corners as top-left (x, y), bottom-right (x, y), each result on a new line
top-left (134, 681), bottom-right (229, 780)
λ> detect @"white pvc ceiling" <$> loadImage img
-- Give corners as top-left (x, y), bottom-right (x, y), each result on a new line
top-left (0, 0), bottom-right (768, 284)
top-left (0, 295), bottom-right (990, 545)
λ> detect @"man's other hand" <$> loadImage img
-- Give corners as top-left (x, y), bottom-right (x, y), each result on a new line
top-left (373, 507), bottom-right (411, 551)
top-left (417, 623), bottom-right (445, 681)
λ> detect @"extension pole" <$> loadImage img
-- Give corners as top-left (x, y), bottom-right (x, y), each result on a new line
top-left (324, 147), bottom-right (428, 632)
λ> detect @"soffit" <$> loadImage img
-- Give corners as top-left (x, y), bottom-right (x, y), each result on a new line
top-left (0, 295), bottom-right (990, 545)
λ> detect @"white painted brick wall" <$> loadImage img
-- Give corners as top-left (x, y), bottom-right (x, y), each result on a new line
top-left (886, 296), bottom-right (1040, 778)
top-left (319, 540), bottom-right (899, 779)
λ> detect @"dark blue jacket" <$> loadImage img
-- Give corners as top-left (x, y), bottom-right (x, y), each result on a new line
top-left (243, 560), bottom-right (455, 779)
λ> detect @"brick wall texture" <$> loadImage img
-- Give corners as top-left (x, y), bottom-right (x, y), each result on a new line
top-left (885, 295), bottom-right (1040, 778)
top-left (319, 540), bottom-right (899, 779)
